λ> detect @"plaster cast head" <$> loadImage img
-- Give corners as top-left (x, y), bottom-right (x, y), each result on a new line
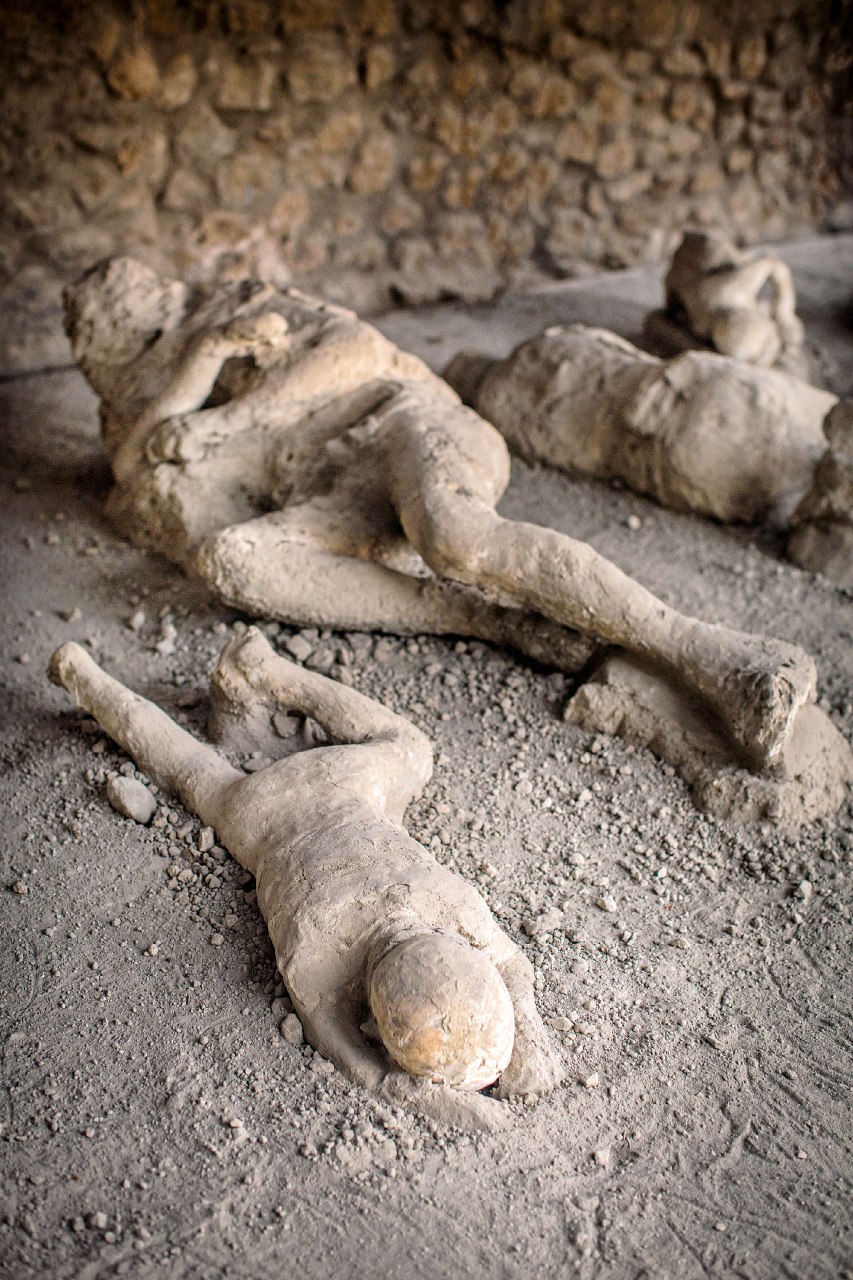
top-left (368, 928), bottom-right (515, 1090)
top-left (671, 228), bottom-right (740, 275)
top-left (63, 256), bottom-right (188, 388)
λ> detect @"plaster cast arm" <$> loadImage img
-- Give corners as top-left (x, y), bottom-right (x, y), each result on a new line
top-left (112, 313), bottom-right (293, 482)
top-left (697, 257), bottom-right (803, 362)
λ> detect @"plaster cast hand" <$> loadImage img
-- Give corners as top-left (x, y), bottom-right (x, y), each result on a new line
top-left (205, 311), bottom-right (291, 364)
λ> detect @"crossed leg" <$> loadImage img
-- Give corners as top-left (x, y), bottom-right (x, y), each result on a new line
top-left (197, 498), bottom-right (596, 676)
top-left (371, 386), bottom-right (816, 770)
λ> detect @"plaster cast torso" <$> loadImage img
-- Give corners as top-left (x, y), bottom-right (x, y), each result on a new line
top-left (92, 281), bottom-right (475, 562)
top-left (215, 744), bottom-right (509, 1013)
top-left (475, 326), bottom-right (835, 525)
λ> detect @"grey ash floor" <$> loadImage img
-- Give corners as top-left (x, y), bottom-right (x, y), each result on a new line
top-left (1, 236), bottom-right (851, 1280)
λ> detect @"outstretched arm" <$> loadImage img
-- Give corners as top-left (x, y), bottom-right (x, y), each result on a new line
top-left (298, 990), bottom-right (512, 1132)
top-left (49, 643), bottom-right (241, 830)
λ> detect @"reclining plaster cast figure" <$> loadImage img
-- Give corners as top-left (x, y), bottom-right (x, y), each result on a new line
top-left (63, 258), bottom-right (846, 819)
top-left (642, 229), bottom-right (809, 379)
top-left (49, 628), bottom-right (560, 1129)
top-left (446, 325), bottom-right (843, 533)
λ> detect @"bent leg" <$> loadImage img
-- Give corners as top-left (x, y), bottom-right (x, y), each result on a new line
top-left (212, 628), bottom-right (432, 819)
top-left (197, 507), bottom-right (595, 674)
top-left (49, 643), bottom-right (240, 827)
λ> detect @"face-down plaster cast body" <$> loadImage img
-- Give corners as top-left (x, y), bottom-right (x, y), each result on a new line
top-left (642, 229), bottom-right (809, 379)
top-left (447, 325), bottom-right (837, 529)
top-left (49, 628), bottom-right (560, 1129)
top-left (64, 257), bottom-right (837, 804)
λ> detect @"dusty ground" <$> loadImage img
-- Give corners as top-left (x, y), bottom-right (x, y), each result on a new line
top-left (1, 239), bottom-right (852, 1280)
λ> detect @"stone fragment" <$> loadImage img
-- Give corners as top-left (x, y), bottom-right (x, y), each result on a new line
top-left (365, 44), bottom-right (396, 89)
top-left (284, 634), bottom-right (313, 663)
top-left (570, 50), bottom-right (614, 83)
top-left (106, 776), bottom-right (157, 824)
top-left (216, 149), bottom-right (282, 210)
top-left (162, 169), bottom-right (211, 213)
top-left (349, 135), bottom-right (396, 196)
top-left (737, 35), bottom-right (767, 80)
top-left (217, 60), bottom-right (277, 111)
top-left (531, 74), bottom-right (577, 119)
top-left (287, 35), bottom-right (356, 103)
top-left (83, 12), bottom-right (121, 66)
top-left (606, 172), bottom-right (651, 203)
top-left (107, 42), bottom-right (159, 102)
top-left (554, 117), bottom-right (598, 165)
top-left (593, 76), bottom-right (631, 125)
top-left (156, 54), bottom-right (197, 111)
top-left (662, 47), bottom-right (704, 77)
top-left (281, 1012), bottom-right (304, 1046)
top-left (317, 111), bottom-right (362, 154)
top-left (270, 189), bottom-right (309, 235)
top-left (594, 135), bottom-right (635, 179)
top-left (279, 0), bottom-right (339, 31)
top-left (379, 193), bottom-right (424, 234)
top-left (407, 148), bottom-right (447, 191)
top-left (176, 103), bottom-right (236, 165)
top-left (522, 906), bottom-right (565, 937)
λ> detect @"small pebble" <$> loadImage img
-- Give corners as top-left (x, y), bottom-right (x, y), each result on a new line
top-left (578, 1071), bottom-right (600, 1088)
top-left (209, 933), bottom-right (224, 947)
top-left (281, 1012), bottom-right (304, 1046)
top-left (106, 776), bottom-right (157, 825)
top-left (284, 635), bottom-right (313, 663)
top-left (273, 710), bottom-right (300, 738)
top-left (596, 894), bottom-right (618, 913)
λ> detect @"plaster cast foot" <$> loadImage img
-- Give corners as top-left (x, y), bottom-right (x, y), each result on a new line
top-left (693, 632), bottom-right (818, 771)
top-left (565, 652), bottom-right (852, 826)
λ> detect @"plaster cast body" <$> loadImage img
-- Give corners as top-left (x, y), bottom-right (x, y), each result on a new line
top-left (64, 257), bottom-right (823, 780)
top-left (49, 629), bottom-right (559, 1128)
top-left (643, 229), bottom-right (808, 376)
top-left (451, 325), bottom-right (836, 527)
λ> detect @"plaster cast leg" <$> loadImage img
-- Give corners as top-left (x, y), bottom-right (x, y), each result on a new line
top-left (379, 392), bottom-right (815, 769)
top-left (198, 509), bottom-right (595, 675)
top-left (211, 628), bottom-right (432, 820)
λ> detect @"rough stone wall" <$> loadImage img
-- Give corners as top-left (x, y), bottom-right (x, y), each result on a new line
top-left (0, 0), bottom-right (850, 370)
